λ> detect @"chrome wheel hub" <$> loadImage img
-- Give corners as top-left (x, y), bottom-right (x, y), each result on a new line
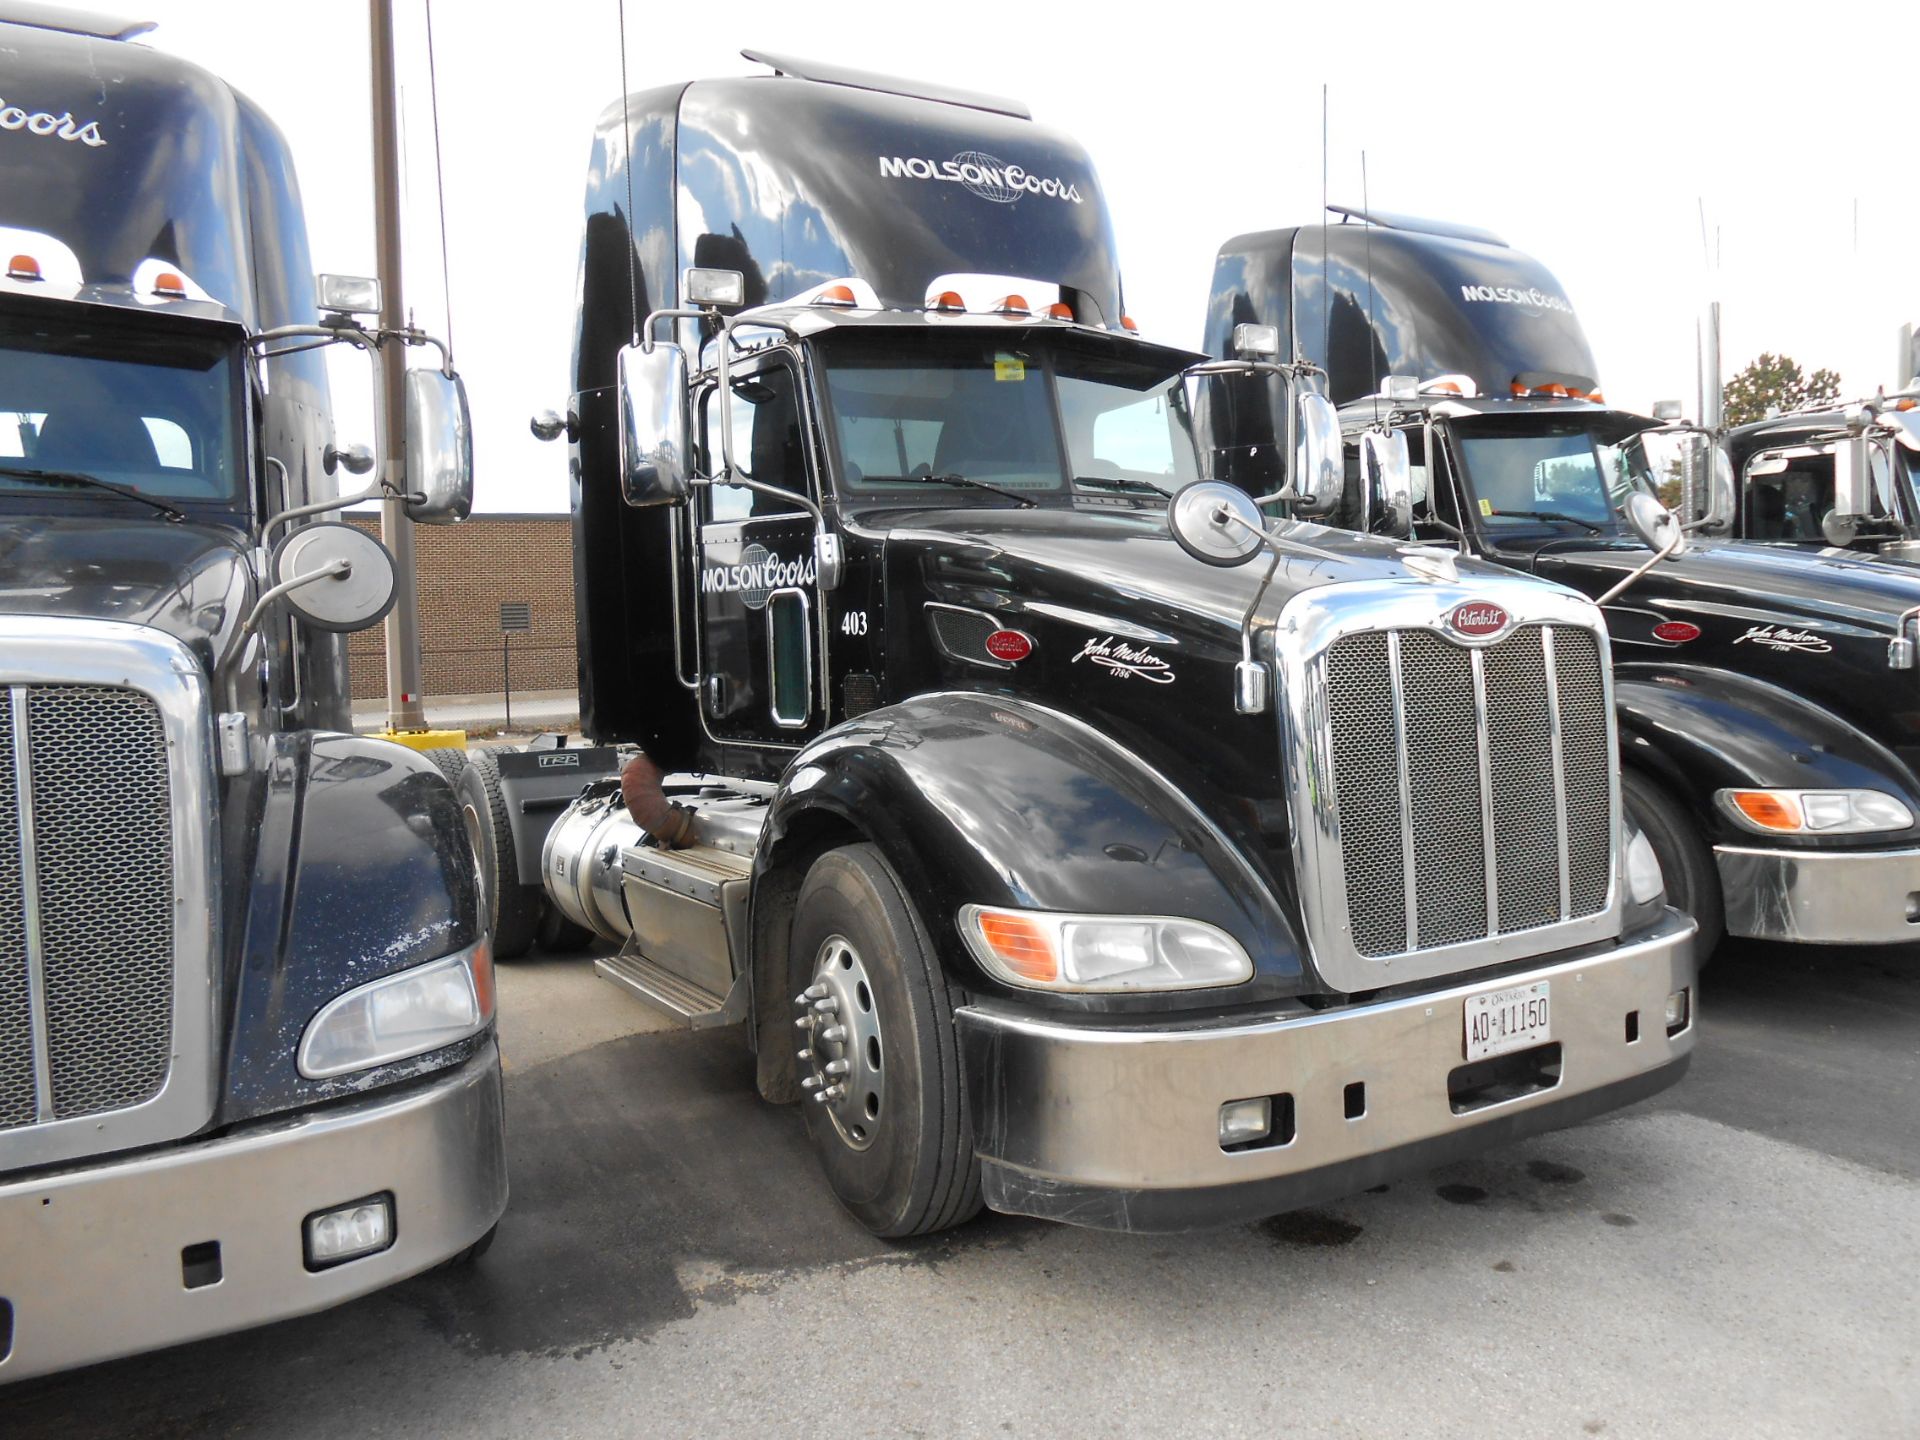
top-left (793, 934), bottom-right (885, 1151)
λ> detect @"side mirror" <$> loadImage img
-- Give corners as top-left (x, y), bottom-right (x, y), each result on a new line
top-left (1291, 393), bottom-right (1343, 516)
top-left (1361, 428), bottom-right (1413, 539)
top-left (617, 342), bottom-right (693, 507)
top-left (1833, 432), bottom-right (1871, 529)
top-left (1676, 432), bottom-right (1734, 533)
top-left (1623, 491), bottom-right (1687, 557)
top-left (270, 521), bottom-right (398, 633)
top-left (1168, 481), bottom-right (1268, 567)
top-left (402, 368), bottom-right (474, 525)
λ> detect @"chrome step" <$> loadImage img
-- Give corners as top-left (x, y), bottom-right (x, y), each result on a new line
top-left (595, 949), bottom-right (739, 1029)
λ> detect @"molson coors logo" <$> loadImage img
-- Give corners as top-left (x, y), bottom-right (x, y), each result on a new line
top-left (1458, 283), bottom-right (1573, 315)
top-left (877, 151), bottom-right (1084, 205)
top-left (0, 95), bottom-right (107, 147)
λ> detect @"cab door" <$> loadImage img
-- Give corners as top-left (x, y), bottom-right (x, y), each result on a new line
top-left (694, 353), bottom-right (824, 750)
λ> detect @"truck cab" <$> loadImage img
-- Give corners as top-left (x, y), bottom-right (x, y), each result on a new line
top-left (0, 13), bottom-right (502, 1380)
top-left (1721, 401), bottom-right (1920, 561)
top-left (497, 56), bottom-right (1695, 1239)
top-left (1207, 209), bottom-right (1920, 958)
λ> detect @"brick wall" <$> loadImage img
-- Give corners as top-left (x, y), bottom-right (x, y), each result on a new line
top-left (347, 514), bottom-right (577, 701)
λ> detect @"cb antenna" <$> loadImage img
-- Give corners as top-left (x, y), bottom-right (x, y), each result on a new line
top-left (617, 0), bottom-right (640, 348)
top-left (1319, 84), bottom-right (1328, 370)
top-left (1363, 149), bottom-right (1378, 417)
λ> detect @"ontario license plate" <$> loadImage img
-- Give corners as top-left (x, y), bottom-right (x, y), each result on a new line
top-left (1464, 981), bottom-right (1551, 1063)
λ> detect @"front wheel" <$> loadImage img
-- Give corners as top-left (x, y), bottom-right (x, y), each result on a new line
top-left (788, 844), bottom-right (982, 1238)
top-left (1623, 768), bottom-right (1723, 961)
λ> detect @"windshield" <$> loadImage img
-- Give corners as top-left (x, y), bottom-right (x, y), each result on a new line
top-left (1450, 420), bottom-right (1659, 534)
top-left (0, 312), bottom-right (243, 505)
top-left (817, 332), bottom-right (1200, 503)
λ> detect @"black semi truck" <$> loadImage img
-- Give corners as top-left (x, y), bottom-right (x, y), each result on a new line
top-left (1719, 392), bottom-right (1920, 561)
top-left (471, 54), bottom-right (1695, 1238)
top-left (0, 11), bottom-right (503, 1379)
top-left (1206, 209), bottom-right (1920, 957)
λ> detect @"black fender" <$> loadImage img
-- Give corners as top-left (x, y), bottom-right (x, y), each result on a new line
top-left (220, 731), bottom-right (486, 1123)
top-left (1613, 662), bottom-right (1920, 849)
top-left (752, 691), bottom-right (1306, 1029)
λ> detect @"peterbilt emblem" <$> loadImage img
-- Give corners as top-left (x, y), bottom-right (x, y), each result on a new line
top-left (1652, 620), bottom-right (1701, 644)
top-left (1447, 602), bottom-right (1510, 639)
top-left (984, 629), bottom-right (1033, 662)
top-left (0, 98), bottom-right (107, 148)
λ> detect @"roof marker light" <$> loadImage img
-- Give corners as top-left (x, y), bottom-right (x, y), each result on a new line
top-left (1589, 389), bottom-right (1606, 405)
top-left (7, 254), bottom-right (41, 282)
top-left (1046, 302), bottom-right (1074, 321)
top-left (152, 271), bottom-right (188, 299)
top-left (993, 294), bottom-right (1031, 317)
top-left (1511, 381), bottom-right (1529, 397)
top-left (814, 283), bottom-right (858, 309)
top-left (931, 290), bottom-right (966, 313)
top-left (1540, 383), bottom-right (1569, 398)
top-left (1120, 314), bottom-right (1139, 333)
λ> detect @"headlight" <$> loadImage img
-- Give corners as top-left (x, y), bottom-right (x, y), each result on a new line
top-left (958, 905), bottom-right (1253, 992)
top-left (1625, 827), bottom-right (1665, 905)
top-left (298, 940), bottom-right (495, 1079)
top-left (1716, 787), bottom-right (1915, 837)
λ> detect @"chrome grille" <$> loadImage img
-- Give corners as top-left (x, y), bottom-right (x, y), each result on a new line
top-left (0, 703), bottom-right (35, 1128)
top-left (1324, 624), bottom-right (1613, 961)
top-left (0, 685), bottom-right (175, 1132)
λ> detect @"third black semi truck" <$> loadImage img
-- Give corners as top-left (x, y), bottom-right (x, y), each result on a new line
top-left (462, 55), bottom-right (1694, 1238)
top-left (1207, 209), bottom-right (1920, 957)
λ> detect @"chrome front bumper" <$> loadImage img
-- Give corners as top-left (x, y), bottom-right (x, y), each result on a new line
top-left (0, 1041), bottom-right (507, 1383)
top-left (1717, 844), bottom-right (1920, 944)
top-left (958, 910), bottom-right (1695, 1232)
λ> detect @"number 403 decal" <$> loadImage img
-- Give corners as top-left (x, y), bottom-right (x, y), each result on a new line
top-left (840, 610), bottom-right (871, 637)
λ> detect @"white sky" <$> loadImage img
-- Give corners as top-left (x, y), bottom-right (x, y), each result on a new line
top-left (135, 0), bottom-right (1920, 514)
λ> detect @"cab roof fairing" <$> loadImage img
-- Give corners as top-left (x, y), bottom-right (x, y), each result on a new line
top-left (1207, 219), bottom-right (1600, 406)
top-left (0, 16), bottom-right (321, 338)
top-left (704, 302), bottom-right (1201, 366)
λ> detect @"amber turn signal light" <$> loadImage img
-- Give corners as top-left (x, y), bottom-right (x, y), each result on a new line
top-left (1726, 790), bottom-right (1803, 831)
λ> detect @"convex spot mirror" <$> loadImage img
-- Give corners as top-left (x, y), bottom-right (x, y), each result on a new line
top-left (270, 521), bottom-right (397, 633)
top-left (617, 342), bottom-right (692, 507)
top-left (1623, 490), bottom-right (1687, 557)
top-left (1292, 393), bottom-right (1343, 517)
top-left (1169, 481), bottom-right (1267, 567)
top-left (403, 368), bottom-right (473, 525)
top-left (1361, 428), bottom-right (1413, 539)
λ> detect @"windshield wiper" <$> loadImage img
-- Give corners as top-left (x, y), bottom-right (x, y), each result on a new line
top-left (862, 473), bottom-right (1037, 509)
top-left (1486, 508), bottom-right (1603, 534)
top-left (1073, 473), bottom-right (1172, 499)
top-left (0, 465), bottom-right (188, 523)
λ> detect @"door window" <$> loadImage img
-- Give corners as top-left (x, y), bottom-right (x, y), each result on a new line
top-left (702, 363), bottom-right (811, 522)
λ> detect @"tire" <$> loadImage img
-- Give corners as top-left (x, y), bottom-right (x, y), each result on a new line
top-left (444, 1221), bottom-right (498, 1268)
top-left (420, 745), bottom-right (470, 787)
top-left (788, 844), bottom-right (982, 1238)
top-left (457, 747), bottom-right (544, 960)
top-left (1623, 768), bottom-right (1723, 961)
top-left (535, 900), bottom-right (596, 954)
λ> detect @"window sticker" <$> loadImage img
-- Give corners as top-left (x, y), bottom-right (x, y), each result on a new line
top-left (994, 353), bottom-right (1026, 383)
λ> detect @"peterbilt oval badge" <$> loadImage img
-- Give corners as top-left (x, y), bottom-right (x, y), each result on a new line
top-left (1448, 602), bottom-right (1510, 639)
top-left (984, 629), bottom-right (1033, 662)
top-left (1652, 620), bottom-right (1702, 644)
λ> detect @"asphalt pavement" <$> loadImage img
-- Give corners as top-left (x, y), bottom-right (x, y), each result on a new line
top-left (9, 939), bottom-right (1918, 1438)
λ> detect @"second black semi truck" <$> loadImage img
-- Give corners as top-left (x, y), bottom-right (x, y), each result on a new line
top-left (466, 55), bottom-right (1695, 1238)
top-left (1207, 209), bottom-right (1920, 957)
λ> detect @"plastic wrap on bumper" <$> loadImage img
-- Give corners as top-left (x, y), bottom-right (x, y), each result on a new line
top-left (1717, 844), bottom-right (1920, 944)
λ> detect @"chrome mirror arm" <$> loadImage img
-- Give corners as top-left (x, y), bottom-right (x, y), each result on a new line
top-left (1596, 521), bottom-right (1687, 606)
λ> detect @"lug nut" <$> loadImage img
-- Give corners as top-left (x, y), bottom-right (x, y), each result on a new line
top-left (806, 982), bottom-right (830, 1000)
top-left (825, 1059), bottom-right (850, 1077)
top-left (793, 1016), bottom-right (812, 1030)
top-left (824, 1084), bottom-right (846, 1100)
top-left (801, 1075), bottom-right (821, 1091)
top-left (811, 1090), bottom-right (831, 1105)
top-left (821, 1024), bottom-right (848, 1044)
top-left (812, 997), bottom-right (839, 1015)
top-left (797, 1048), bottom-right (813, 1062)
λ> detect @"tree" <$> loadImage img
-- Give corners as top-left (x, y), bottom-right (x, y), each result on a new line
top-left (1722, 353), bottom-right (1843, 427)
